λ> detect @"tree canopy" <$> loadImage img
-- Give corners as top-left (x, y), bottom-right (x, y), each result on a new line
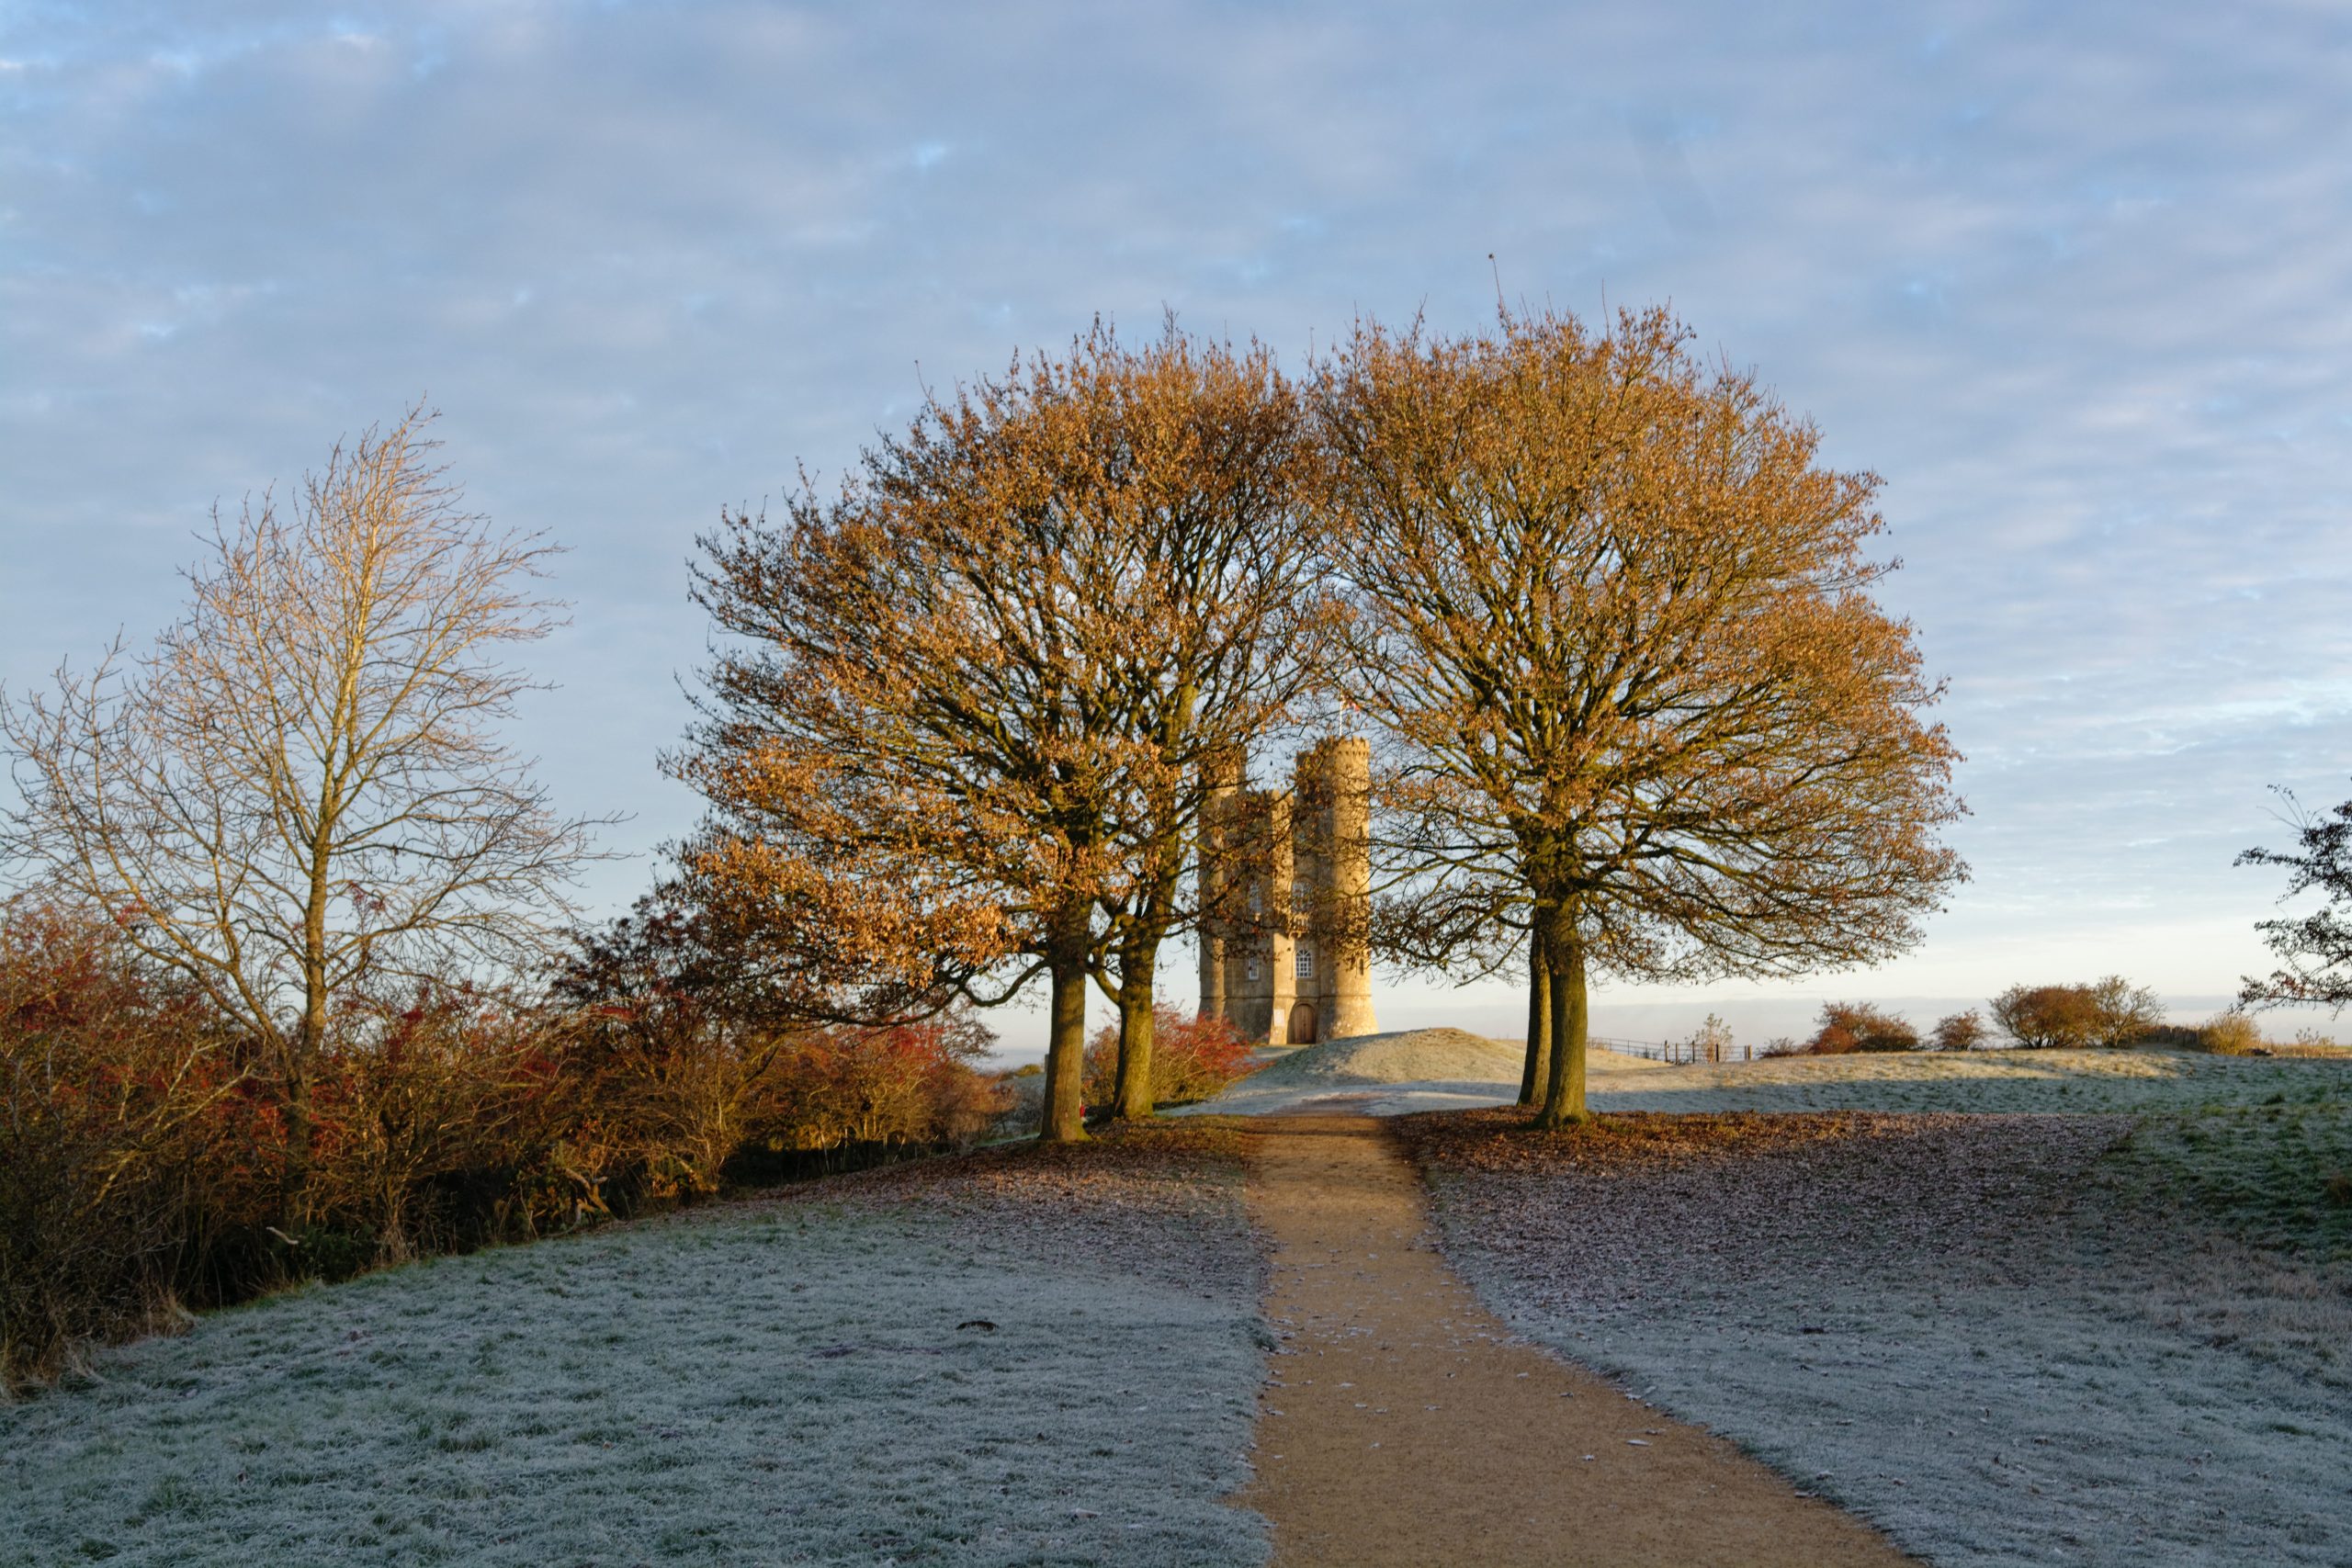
top-left (1317, 307), bottom-right (1967, 1122)
top-left (675, 323), bottom-right (1332, 1139)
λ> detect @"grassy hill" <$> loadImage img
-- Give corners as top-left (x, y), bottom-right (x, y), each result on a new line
top-left (0, 1125), bottom-right (1271, 1568)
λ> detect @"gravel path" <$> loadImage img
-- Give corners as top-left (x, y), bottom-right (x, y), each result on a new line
top-left (1398, 1110), bottom-right (2352, 1568)
top-left (1236, 1112), bottom-right (1915, 1567)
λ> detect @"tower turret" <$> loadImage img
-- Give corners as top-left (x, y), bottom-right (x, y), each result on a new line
top-left (1198, 739), bottom-right (1375, 1045)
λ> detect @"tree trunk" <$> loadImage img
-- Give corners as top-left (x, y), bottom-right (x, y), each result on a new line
top-left (1532, 909), bottom-right (1589, 1127)
top-left (279, 1058), bottom-right (314, 1231)
top-left (281, 971), bottom-right (329, 1230)
top-left (1517, 939), bottom-right (1552, 1107)
top-left (1112, 933), bottom-right (1158, 1122)
top-left (1038, 904), bottom-right (1091, 1143)
top-left (286, 830), bottom-right (334, 1228)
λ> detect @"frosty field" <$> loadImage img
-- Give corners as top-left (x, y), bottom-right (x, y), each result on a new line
top-left (0, 1126), bottom-right (1270, 1568)
top-left (1399, 1075), bottom-right (2352, 1568)
top-left (1588, 1044), bottom-right (2352, 1118)
top-left (11, 1041), bottom-right (2350, 1568)
top-left (1189, 1029), bottom-right (2352, 1121)
top-left (1178, 1026), bottom-right (1671, 1117)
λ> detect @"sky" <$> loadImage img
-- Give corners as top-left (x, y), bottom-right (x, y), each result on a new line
top-left (5, 1), bottom-right (2350, 1057)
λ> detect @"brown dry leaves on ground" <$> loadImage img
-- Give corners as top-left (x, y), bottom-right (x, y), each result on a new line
top-left (1394, 1108), bottom-right (2131, 1311)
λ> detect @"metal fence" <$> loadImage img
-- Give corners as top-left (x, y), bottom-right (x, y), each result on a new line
top-left (1589, 1034), bottom-right (1754, 1066)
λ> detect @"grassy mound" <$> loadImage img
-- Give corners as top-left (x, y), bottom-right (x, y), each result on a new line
top-left (1243, 1028), bottom-right (1526, 1087)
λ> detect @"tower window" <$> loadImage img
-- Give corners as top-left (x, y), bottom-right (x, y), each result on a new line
top-left (1295, 947), bottom-right (1315, 979)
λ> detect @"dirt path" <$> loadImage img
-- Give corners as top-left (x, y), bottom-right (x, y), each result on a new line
top-left (1234, 1109), bottom-right (1917, 1567)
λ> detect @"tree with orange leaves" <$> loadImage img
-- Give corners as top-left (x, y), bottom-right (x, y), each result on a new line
top-left (675, 322), bottom-right (1332, 1140)
top-left (1321, 307), bottom-right (1966, 1125)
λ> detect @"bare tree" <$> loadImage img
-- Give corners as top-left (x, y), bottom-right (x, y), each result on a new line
top-left (1, 407), bottom-right (608, 1210)
top-left (1319, 307), bottom-right (1966, 1124)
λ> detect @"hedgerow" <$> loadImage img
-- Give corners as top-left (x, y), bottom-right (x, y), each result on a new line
top-left (0, 897), bottom-right (1006, 1392)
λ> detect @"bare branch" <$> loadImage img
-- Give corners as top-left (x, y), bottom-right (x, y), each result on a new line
top-left (1, 405), bottom-right (616, 1202)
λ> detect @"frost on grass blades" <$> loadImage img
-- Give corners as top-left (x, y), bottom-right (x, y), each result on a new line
top-left (1585, 1045), bottom-right (2352, 1116)
top-left (1399, 1053), bottom-right (2352, 1568)
top-left (0, 1128), bottom-right (1271, 1568)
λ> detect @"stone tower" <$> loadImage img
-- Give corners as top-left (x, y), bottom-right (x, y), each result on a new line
top-left (1197, 739), bottom-right (1376, 1046)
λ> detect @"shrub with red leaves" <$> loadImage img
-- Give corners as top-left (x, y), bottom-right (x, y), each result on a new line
top-left (553, 905), bottom-right (1009, 1187)
top-left (0, 897), bottom-right (261, 1388)
top-left (3, 889), bottom-right (1018, 1387)
top-left (753, 1016), bottom-right (1008, 1167)
top-left (1082, 1008), bottom-right (1258, 1108)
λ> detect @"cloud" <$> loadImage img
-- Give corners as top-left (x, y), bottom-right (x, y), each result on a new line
top-left (4, 0), bottom-right (2349, 1043)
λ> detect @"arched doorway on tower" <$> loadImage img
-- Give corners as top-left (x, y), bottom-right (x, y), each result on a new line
top-left (1287, 1001), bottom-right (1318, 1045)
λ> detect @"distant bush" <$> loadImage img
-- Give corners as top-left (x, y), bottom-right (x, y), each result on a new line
top-left (1804, 1002), bottom-right (1919, 1055)
top-left (1756, 1036), bottom-right (1804, 1058)
top-left (1989, 984), bottom-right (2097, 1048)
top-left (2192, 1010), bottom-right (2264, 1055)
top-left (1990, 976), bottom-right (2166, 1049)
top-left (1082, 1009), bottom-right (1257, 1109)
top-left (1928, 1009), bottom-right (1989, 1052)
top-left (2267, 1029), bottom-right (2352, 1058)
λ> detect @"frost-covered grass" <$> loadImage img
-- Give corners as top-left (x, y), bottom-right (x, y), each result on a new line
top-left (2111, 1099), bottom-right (2352, 1264)
top-left (1589, 1045), bottom-right (2352, 1116)
top-left (0, 1127), bottom-right (1270, 1567)
top-left (1403, 1100), bottom-right (2352, 1568)
top-left (1195, 1032), bottom-right (2352, 1121)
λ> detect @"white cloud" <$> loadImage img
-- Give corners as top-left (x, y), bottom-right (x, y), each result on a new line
top-left (4, 0), bottom-right (2349, 1052)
